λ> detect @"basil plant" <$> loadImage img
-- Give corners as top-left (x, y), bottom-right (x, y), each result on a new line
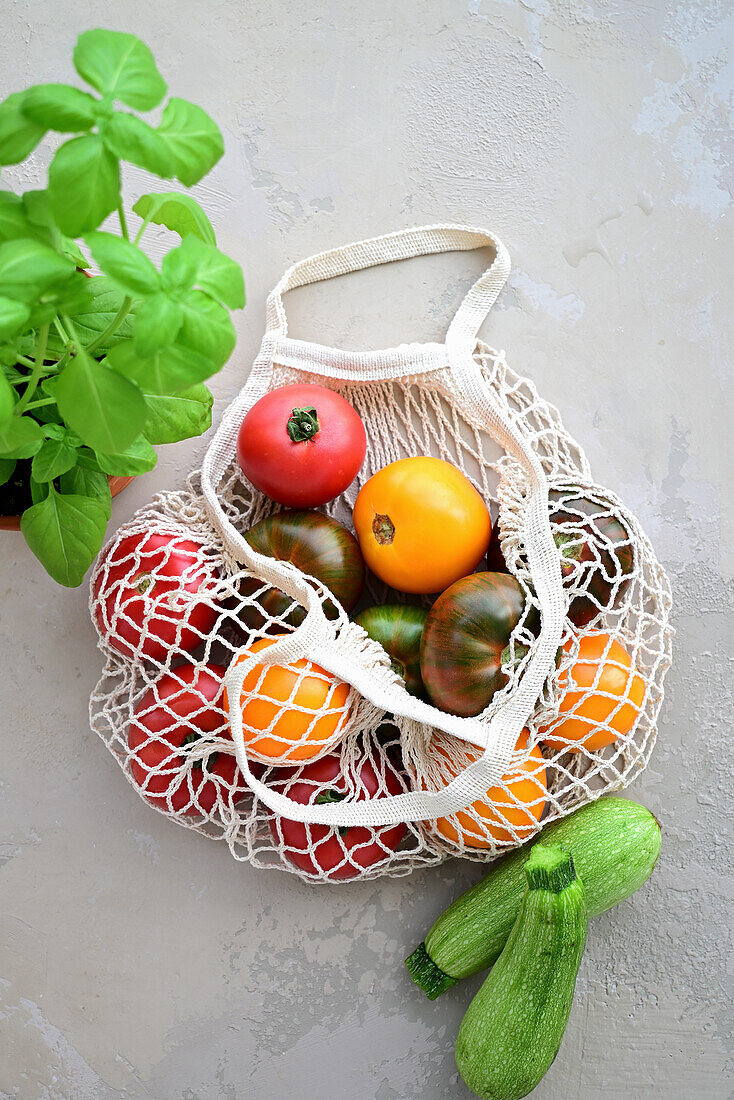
top-left (0, 29), bottom-right (244, 585)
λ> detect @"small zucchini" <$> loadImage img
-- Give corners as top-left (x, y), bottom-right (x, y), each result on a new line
top-left (455, 844), bottom-right (587, 1100)
top-left (406, 796), bottom-right (660, 998)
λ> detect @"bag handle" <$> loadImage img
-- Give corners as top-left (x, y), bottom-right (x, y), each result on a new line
top-left (265, 223), bottom-right (511, 348)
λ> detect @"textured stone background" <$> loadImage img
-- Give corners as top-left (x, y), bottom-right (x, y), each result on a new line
top-left (1, 2), bottom-right (732, 1097)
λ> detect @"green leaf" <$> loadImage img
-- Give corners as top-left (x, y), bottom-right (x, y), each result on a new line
top-left (142, 383), bottom-right (213, 444)
top-left (0, 369), bottom-right (14, 422)
top-left (0, 192), bottom-right (33, 242)
top-left (96, 435), bottom-right (157, 475)
top-left (157, 98), bottom-right (224, 186)
top-left (21, 485), bottom-right (109, 587)
top-left (177, 236), bottom-right (245, 309)
top-left (48, 134), bottom-right (120, 236)
top-left (178, 289), bottom-right (235, 368)
top-left (22, 83), bottom-right (98, 131)
top-left (60, 236), bottom-right (90, 268)
top-left (85, 230), bottom-right (159, 297)
top-left (59, 450), bottom-right (111, 514)
top-left (0, 456), bottom-right (16, 486)
top-left (160, 244), bottom-right (198, 293)
top-left (73, 30), bottom-right (167, 111)
top-left (103, 112), bottom-right (174, 177)
top-left (46, 275), bottom-right (133, 357)
top-left (0, 92), bottom-right (46, 166)
top-left (0, 239), bottom-right (75, 303)
top-left (0, 296), bottom-right (30, 340)
top-left (56, 346), bottom-right (148, 453)
top-left (31, 437), bottom-right (80, 482)
top-left (29, 473), bottom-right (50, 504)
top-left (132, 191), bottom-right (216, 245)
top-left (107, 340), bottom-right (213, 394)
top-left (133, 292), bottom-right (182, 357)
top-left (0, 415), bottom-right (44, 458)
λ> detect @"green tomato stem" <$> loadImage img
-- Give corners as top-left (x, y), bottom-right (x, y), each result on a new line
top-left (15, 322), bottom-right (49, 415)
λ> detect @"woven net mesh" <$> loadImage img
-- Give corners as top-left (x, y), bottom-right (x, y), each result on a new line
top-left (89, 343), bottom-right (673, 882)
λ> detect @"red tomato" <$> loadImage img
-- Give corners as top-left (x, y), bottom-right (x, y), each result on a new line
top-left (268, 751), bottom-right (406, 879)
top-left (93, 532), bottom-right (220, 663)
top-left (128, 663), bottom-right (250, 816)
top-left (236, 384), bottom-right (367, 507)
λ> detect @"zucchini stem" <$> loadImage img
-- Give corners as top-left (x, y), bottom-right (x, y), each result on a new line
top-left (405, 941), bottom-right (457, 999)
top-left (525, 844), bottom-right (577, 893)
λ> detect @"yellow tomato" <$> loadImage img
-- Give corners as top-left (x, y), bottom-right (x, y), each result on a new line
top-left (542, 632), bottom-right (646, 753)
top-left (352, 457), bottom-right (491, 594)
top-left (422, 730), bottom-right (547, 849)
top-left (225, 636), bottom-right (351, 764)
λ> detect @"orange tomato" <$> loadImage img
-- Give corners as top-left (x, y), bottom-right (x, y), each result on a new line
top-left (421, 730), bottom-right (547, 849)
top-left (224, 636), bottom-right (351, 765)
top-left (352, 457), bottom-right (491, 594)
top-left (542, 632), bottom-right (645, 754)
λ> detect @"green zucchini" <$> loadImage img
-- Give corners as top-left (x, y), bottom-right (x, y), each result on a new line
top-left (455, 844), bottom-right (587, 1100)
top-left (406, 796), bottom-right (660, 998)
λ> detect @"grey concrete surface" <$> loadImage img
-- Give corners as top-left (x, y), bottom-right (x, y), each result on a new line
top-left (1, 1), bottom-right (732, 1097)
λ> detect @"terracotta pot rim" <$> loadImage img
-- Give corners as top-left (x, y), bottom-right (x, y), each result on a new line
top-left (0, 474), bottom-right (134, 532)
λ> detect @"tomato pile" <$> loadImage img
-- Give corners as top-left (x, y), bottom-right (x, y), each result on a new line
top-left (95, 383), bottom-right (646, 877)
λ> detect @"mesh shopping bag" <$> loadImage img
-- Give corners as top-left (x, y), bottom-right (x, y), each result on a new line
top-left (90, 225), bottom-right (673, 882)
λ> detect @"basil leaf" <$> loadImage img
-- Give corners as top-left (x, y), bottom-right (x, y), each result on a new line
top-left (0, 457), bottom-right (16, 486)
top-left (0, 415), bottom-right (44, 458)
top-left (22, 83), bottom-right (98, 131)
top-left (0, 297), bottom-right (30, 340)
top-left (85, 230), bottom-right (160, 297)
top-left (73, 30), bottom-right (167, 111)
top-left (56, 346), bottom-right (148, 453)
top-left (59, 456), bottom-right (112, 513)
top-left (96, 435), bottom-right (157, 475)
top-left (61, 236), bottom-right (90, 268)
top-left (0, 239), bottom-right (75, 303)
top-left (178, 236), bottom-right (245, 309)
top-left (0, 92), bottom-right (46, 165)
top-left (103, 112), bottom-right (174, 178)
top-left (178, 290), bottom-right (235, 368)
top-left (30, 474), bottom-right (50, 504)
top-left (31, 437), bottom-right (80, 482)
top-left (107, 340), bottom-right (213, 394)
top-left (157, 98), bottom-right (224, 186)
top-left (142, 383), bottom-right (213, 444)
top-left (133, 293), bottom-right (182, 357)
top-left (46, 276), bottom-right (133, 357)
top-left (160, 244), bottom-right (198, 293)
top-left (21, 485), bottom-right (109, 587)
top-left (48, 134), bottom-right (120, 236)
top-left (0, 370), bottom-right (14, 422)
top-left (0, 192), bottom-right (33, 242)
top-left (132, 191), bottom-right (216, 245)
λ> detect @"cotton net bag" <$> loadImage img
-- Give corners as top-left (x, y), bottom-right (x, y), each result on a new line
top-left (89, 225), bottom-right (673, 883)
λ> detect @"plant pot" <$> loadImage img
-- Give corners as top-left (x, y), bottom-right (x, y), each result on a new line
top-left (0, 475), bottom-right (134, 532)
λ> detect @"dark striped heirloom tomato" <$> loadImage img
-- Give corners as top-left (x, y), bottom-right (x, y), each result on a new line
top-left (239, 509), bottom-right (365, 631)
top-left (420, 572), bottom-right (535, 717)
top-left (487, 489), bottom-right (634, 628)
top-left (354, 604), bottom-right (429, 698)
